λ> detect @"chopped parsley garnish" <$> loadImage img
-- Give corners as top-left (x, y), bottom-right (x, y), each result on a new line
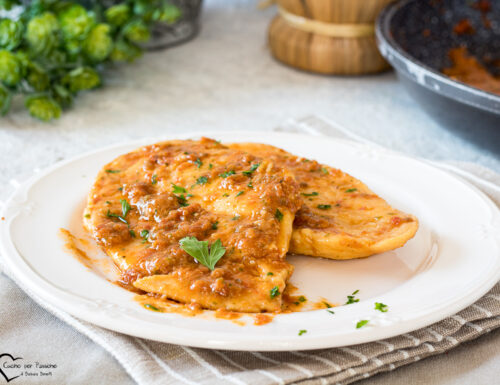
top-left (172, 184), bottom-right (187, 194)
top-left (317, 204), bottom-right (331, 210)
top-left (267, 272), bottom-right (274, 276)
top-left (144, 304), bottom-right (160, 312)
top-left (298, 329), bottom-right (307, 336)
top-left (275, 209), bottom-right (284, 221)
top-left (196, 176), bottom-right (208, 185)
top-left (194, 158), bottom-right (202, 168)
top-left (222, 193), bottom-right (229, 197)
top-left (219, 170), bottom-right (236, 178)
top-left (298, 296), bottom-right (307, 302)
top-left (106, 210), bottom-right (127, 224)
top-left (327, 310), bottom-right (335, 315)
top-left (209, 163), bottom-right (213, 170)
top-left (179, 236), bottom-right (226, 270)
top-left (118, 187), bottom-right (123, 192)
top-left (84, 213), bottom-right (90, 218)
top-left (129, 229), bottom-right (136, 238)
top-left (346, 188), bottom-right (358, 193)
top-left (356, 320), bottom-right (369, 329)
top-left (301, 192), bottom-right (319, 197)
top-left (236, 191), bottom-right (244, 197)
top-left (121, 199), bottom-right (131, 217)
top-left (323, 301), bottom-right (332, 308)
top-left (152, 174), bottom-right (158, 184)
top-left (105, 169), bottom-right (120, 173)
top-left (247, 181), bottom-right (253, 188)
top-left (270, 286), bottom-right (280, 299)
top-left (345, 290), bottom-right (360, 305)
top-left (105, 201), bottom-right (111, 204)
top-left (321, 167), bottom-right (328, 175)
top-left (375, 302), bottom-right (389, 312)
top-left (231, 215), bottom-right (240, 221)
top-left (140, 229), bottom-right (149, 242)
top-left (242, 163), bottom-right (260, 176)
top-left (177, 195), bottom-right (189, 207)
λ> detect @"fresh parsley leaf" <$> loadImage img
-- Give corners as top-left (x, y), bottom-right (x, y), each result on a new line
top-left (270, 286), bottom-right (280, 299)
top-left (222, 193), bottom-right (229, 197)
top-left (144, 304), bottom-right (160, 312)
top-left (346, 188), bottom-right (358, 193)
top-left (236, 191), bottom-right (244, 197)
top-left (242, 163), bottom-right (260, 176)
top-left (194, 158), bottom-right (202, 168)
top-left (105, 169), bottom-right (120, 173)
top-left (152, 174), bottom-right (158, 185)
top-left (298, 296), bottom-right (306, 302)
top-left (267, 272), bottom-right (274, 276)
top-left (84, 213), bottom-right (91, 218)
top-left (196, 176), bottom-right (208, 185)
top-left (179, 236), bottom-right (226, 270)
top-left (301, 192), bottom-right (319, 197)
top-left (317, 204), bottom-right (331, 210)
top-left (219, 170), bottom-right (235, 178)
top-left (209, 163), bottom-right (213, 169)
top-left (129, 229), bottom-right (136, 238)
top-left (356, 320), bottom-right (369, 329)
top-left (247, 181), bottom-right (253, 188)
top-left (275, 209), bottom-right (283, 221)
top-left (177, 194), bottom-right (189, 207)
top-left (298, 329), bottom-right (307, 336)
top-left (323, 301), bottom-right (332, 308)
top-left (321, 167), bottom-right (328, 175)
top-left (121, 199), bottom-right (131, 217)
top-left (231, 215), bottom-right (240, 221)
top-left (327, 310), bottom-right (335, 315)
top-left (106, 210), bottom-right (127, 224)
top-left (375, 302), bottom-right (388, 312)
top-left (172, 184), bottom-right (187, 194)
top-left (140, 229), bottom-right (149, 239)
top-left (211, 221), bottom-right (219, 230)
top-left (345, 290), bottom-right (360, 305)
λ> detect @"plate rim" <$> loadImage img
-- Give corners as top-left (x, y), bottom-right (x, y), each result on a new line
top-left (1, 131), bottom-right (499, 351)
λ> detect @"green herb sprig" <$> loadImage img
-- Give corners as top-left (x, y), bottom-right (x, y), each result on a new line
top-left (179, 236), bottom-right (226, 271)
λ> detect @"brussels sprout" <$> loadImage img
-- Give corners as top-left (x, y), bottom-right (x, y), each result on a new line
top-left (123, 20), bottom-right (150, 43)
top-left (0, 83), bottom-right (11, 114)
top-left (25, 96), bottom-right (61, 121)
top-left (83, 23), bottom-right (113, 62)
top-left (58, 4), bottom-right (93, 41)
top-left (110, 39), bottom-right (141, 62)
top-left (26, 12), bottom-right (59, 56)
top-left (105, 4), bottom-right (130, 27)
top-left (27, 62), bottom-right (50, 91)
top-left (62, 66), bottom-right (100, 93)
top-left (159, 4), bottom-right (182, 23)
top-left (0, 49), bottom-right (22, 86)
top-left (0, 19), bottom-right (23, 51)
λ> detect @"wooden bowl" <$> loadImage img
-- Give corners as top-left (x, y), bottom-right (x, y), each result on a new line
top-left (269, 0), bottom-right (395, 75)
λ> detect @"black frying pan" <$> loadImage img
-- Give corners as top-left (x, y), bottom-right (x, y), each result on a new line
top-left (376, 0), bottom-right (500, 153)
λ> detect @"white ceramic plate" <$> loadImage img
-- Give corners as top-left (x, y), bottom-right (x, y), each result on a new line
top-left (1, 132), bottom-right (499, 351)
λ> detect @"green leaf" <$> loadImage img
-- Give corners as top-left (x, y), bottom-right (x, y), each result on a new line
top-left (275, 209), bottom-right (283, 221)
top-left (270, 286), bottom-right (280, 299)
top-left (242, 163), bottom-right (260, 176)
top-left (196, 176), bottom-right (208, 185)
top-left (374, 302), bottom-right (388, 312)
top-left (194, 158), bottom-right (202, 168)
top-left (298, 329), bottom-right (307, 336)
top-left (172, 184), bottom-right (187, 194)
top-left (219, 170), bottom-right (235, 178)
top-left (179, 236), bottom-right (226, 270)
top-left (121, 199), bottom-right (131, 217)
top-left (301, 192), bottom-right (318, 197)
top-left (346, 188), bottom-right (358, 193)
top-left (356, 320), bottom-right (369, 329)
top-left (317, 204), bottom-right (331, 210)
